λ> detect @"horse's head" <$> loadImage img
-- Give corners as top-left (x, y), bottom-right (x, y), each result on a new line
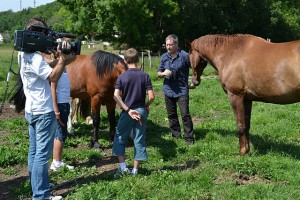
top-left (189, 48), bottom-right (207, 89)
top-left (114, 58), bottom-right (128, 74)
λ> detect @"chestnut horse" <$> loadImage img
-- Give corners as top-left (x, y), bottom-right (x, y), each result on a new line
top-left (66, 50), bottom-right (127, 148)
top-left (188, 34), bottom-right (300, 154)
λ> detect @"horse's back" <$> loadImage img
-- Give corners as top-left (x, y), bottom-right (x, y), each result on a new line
top-left (198, 35), bottom-right (300, 104)
top-left (66, 52), bottom-right (124, 100)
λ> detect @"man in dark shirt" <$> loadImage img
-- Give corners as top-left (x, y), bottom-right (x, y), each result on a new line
top-left (157, 34), bottom-right (194, 144)
top-left (113, 48), bottom-right (155, 177)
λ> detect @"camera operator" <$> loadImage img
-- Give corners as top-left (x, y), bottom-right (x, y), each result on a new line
top-left (157, 34), bottom-right (194, 145)
top-left (19, 18), bottom-right (76, 200)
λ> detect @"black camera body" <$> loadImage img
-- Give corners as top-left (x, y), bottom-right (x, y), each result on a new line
top-left (14, 26), bottom-right (81, 55)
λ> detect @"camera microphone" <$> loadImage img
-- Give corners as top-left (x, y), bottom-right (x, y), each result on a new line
top-left (55, 32), bottom-right (76, 39)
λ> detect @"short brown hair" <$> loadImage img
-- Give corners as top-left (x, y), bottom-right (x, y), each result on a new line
top-left (124, 48), bottom-right (139, 64)
top-left (25, 18), bottom-right (48, 30)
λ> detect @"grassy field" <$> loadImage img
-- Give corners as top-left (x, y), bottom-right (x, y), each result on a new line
top-left (1, 43), bottom-right (300, 199)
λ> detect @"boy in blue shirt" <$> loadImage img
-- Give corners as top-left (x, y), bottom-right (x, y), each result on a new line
top-left (113, 48), bottom-right (155, 176)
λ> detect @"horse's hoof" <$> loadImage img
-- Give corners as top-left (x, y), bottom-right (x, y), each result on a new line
top-left (188, 84), bottom-right (196, 89)
top-left (93, 142), bottom-right (101, 149)
top-left (86, 116), bottom-right (93, 125)
top-left (239, 148), bottom-right (250, 155)
top-left (90, 141), bottom-right (100, 149)
top-left (68, 129), bottom-right (74, 134)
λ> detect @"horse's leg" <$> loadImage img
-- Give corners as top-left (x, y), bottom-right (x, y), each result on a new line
top-left (72, 98), bottom-right (80, 124)
top-left (67, 97), bottom-right (74, 134)
top-left (244, 100), bottom-right (253, 153)
top-left (91, 96), bottom-right (101, 149)
top-left (228, 92), bottom-right (249, 154)
top-left (106, 101), bottom-right (116, 142)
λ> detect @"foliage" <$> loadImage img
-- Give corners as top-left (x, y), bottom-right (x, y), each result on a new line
top-left (177, 0), bottom-right (300, 42)
top-left (57, 0), bottom-right (300, 50)
top-left (0, 2), bottom-right (63, 37)
top-left (57, 0), bottom-right (180, 51)
top-left (269, 0), bottom-right (300, 41)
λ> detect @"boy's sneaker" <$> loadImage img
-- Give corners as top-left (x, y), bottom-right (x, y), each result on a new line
top-left (114, 168), bottom-right (131, 178)
top-left (50, 161), bottom-right (74, 171)
top-left (131, 168), bottom-right (138, 175)
top-left (44, 195), bottom-right (63, 200)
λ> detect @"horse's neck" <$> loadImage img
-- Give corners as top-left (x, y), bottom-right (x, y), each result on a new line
top-left (199, 35), bottom-right (240, 72)
top-left (202, 50), bottom-right (224, 73)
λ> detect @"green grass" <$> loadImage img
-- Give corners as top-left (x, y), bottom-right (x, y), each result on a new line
top-left (1, 44), bottom-right (300, 199)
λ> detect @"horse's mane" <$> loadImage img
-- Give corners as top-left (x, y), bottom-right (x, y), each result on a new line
top-left (91, 50), bottom-right (126, 77)
top-left (192, 34), bottom-right (265, 53)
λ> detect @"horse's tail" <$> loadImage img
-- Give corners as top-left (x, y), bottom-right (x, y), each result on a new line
top-left (80, 98), bottom-right (91, 119)
top-left (9, 73), bottom-right (26, 113)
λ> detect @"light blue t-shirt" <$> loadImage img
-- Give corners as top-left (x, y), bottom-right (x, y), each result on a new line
top-left (56, 71), bottom-right (70, 103)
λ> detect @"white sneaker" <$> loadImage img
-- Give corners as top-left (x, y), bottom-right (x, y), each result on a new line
top-left (50, 161), bottom-right (74, 171)
top-left (114, 167), bottom-right (131, 178)
top-left (44, 195), bottom-right (63, 200)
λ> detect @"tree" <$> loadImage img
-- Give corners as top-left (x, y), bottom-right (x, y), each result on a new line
top-left (58, 0), bottom-right (181, 51)
top-left (0, 2), bottom-right (63, 36)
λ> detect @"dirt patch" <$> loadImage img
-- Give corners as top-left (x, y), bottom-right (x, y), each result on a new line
top-left (192, 115), bottom-right (206, 126)
top-left (0, 165), bottom-right (29, 200)
top-left (0, 103), bottom-right (24, 119)
top-left (213, 172), bottom-right (273, 186)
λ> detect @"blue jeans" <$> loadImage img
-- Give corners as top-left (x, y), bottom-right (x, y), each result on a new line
top-left (112, 107), bottom-right (148, 161)
top-left (55, 103), bottom-right (70, 143)
top-left (25, 111), bottom-right (57, 200)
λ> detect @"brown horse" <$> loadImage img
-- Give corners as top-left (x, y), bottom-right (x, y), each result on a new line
top-left (66, 50), bottom-right (127, 148)
top-left (188, 34), bottom-right (300, 154)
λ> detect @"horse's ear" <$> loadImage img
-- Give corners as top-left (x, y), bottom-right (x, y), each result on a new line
top-left (184, 39), bottom-right (191, 52)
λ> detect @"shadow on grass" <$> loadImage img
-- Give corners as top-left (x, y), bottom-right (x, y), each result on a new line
top-left (51, 160), bottom-right (201, 198)
top-left (70, 118), bottom-right (179, 162)
top-left (140, 159), bottom-right (200, 176)
top-left (250, 134), bottom-right (300, 159)
top-left (0, 176), bottom-right (29, 200)
top-left (195, 125), bottom-right (300, 159)
top-left (146, 120), bottom-right (178, 161)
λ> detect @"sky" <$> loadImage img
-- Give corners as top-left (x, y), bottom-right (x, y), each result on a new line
top-left (0, 0), bottom-right (55, 12)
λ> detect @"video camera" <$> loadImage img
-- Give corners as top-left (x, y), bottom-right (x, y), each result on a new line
top-left (14, 25), bottom-right (81, 55)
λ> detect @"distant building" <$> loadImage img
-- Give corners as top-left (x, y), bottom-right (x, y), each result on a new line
top-left (88, 42), bottom-right (95, 49)
top-left (0, 33), bottom-right (11, 43)
top-left (103, 41), bottom-right (110, 46)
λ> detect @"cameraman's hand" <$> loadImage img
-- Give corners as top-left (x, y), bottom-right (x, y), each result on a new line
top-left (57, 41), bottom-right (76, 65)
